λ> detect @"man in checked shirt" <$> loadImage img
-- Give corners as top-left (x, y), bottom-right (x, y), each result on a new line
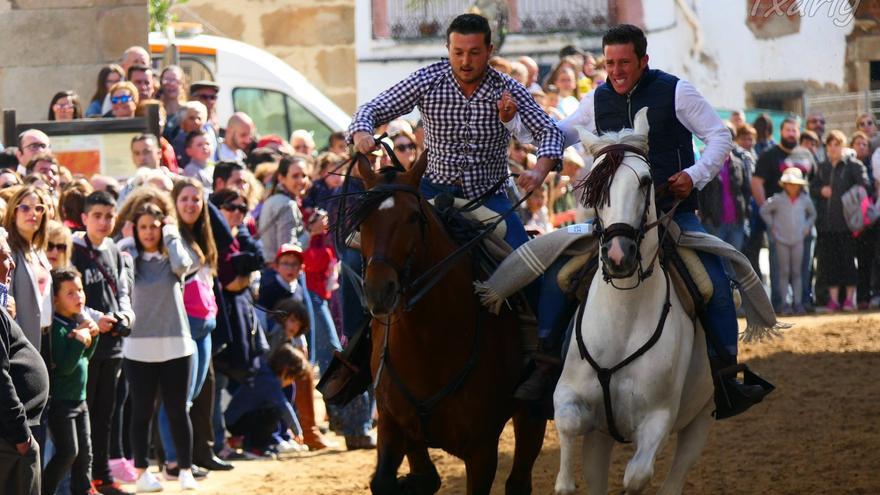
top-left (349, 13), bottom-right (564, 402)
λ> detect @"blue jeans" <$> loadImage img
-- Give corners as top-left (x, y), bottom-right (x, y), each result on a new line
top-left (675, 212), bottom-right (739, 357)
top-left (159, 318), bottom-right (214, 464)
top-left (704, 222), bottom-right (746, 252)
top-left (802, 231), bottom-right (815, 305)
top-left (310, 292), bottom-right (342, 375)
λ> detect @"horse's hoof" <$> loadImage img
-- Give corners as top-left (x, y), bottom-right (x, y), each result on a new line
top-left (504, 482), bottom-right (532, 495)
top-left (371, 477), bottom-right (402, 495)
top-left (397, 472), bottom-right (441, 495)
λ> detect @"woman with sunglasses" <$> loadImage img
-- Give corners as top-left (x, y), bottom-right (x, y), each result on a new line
top-left (46, 220), bottom-right (73, 269)
top-left (86, 64), bottom-right (125, 117)
top-left (390, 129), bottom-right (418, 170)
top-left (105, 81), bottom-right (139, 119)
top-left (3, 186), bottom-right (53, 350)
top-left (48, 90), bottom-right (82, 121)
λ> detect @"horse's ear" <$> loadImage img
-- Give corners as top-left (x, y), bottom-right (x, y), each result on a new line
top-left (404, 149), bottom-right (428, 186)
top-left (576, 125), bottom-right (600, 154)
top-left (356, 153), bottom-right (378, 188)
top-left (633, 107), bottom-right (650, 137)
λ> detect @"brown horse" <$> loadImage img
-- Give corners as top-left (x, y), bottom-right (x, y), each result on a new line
top-left (351, 151), bottom-right (546, 495)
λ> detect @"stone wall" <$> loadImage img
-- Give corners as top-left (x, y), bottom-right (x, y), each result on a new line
top-left (174, 0), bottom-right (357, 114)
top-left (0, 0), bottom-right (148, 138)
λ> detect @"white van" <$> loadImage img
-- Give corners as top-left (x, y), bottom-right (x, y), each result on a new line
top-left (149, 30), bottom-right (351, 148)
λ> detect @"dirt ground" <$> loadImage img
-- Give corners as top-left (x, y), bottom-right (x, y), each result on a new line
top-left (142, 312), bottom-right (880, 494)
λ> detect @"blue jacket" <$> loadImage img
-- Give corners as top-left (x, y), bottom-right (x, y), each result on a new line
top-left (223, 357), bottom-right (302, 436)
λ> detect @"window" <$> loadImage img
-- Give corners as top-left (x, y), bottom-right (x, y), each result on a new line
top-left (232, 88), bottom-right (333, 148)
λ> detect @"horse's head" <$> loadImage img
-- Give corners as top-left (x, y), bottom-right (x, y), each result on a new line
top-left (354, 150), bottom-right (430, 316)
top-left (577, 108), bottom-right (653, 281)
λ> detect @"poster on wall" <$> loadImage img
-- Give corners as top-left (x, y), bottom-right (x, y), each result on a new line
top-left (52, 133), bottom-right (138, 178)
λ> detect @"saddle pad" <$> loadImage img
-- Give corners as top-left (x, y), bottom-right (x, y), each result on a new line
top-left (676, 246), bottom-right (713, 304)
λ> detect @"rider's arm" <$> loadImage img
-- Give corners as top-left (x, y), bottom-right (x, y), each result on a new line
top-left (673, 80), bottom-right (733, 190)
top-left (347, 63), bottom-right (440, 141)
top-left (506, 81), bottom-right (565, 163)
top-left (557, 91), bottom-right (597, 149)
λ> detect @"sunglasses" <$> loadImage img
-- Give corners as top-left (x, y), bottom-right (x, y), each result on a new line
top-left (221, 203), bottom-right (248, 214)
top-left (16, 204), bottom-right (46, 215)
top-left (395, 143), bottom-right (417, 152)
top-left (111, 94), bottom-right (133, 104)
top-left (47, 242), bottom-right (66, 252)
top-left (194, 93), bottom-right (218, 101)
top-left (859, 120), bottom-right (876, 127)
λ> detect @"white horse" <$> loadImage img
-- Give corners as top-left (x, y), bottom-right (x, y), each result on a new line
top-left (554, 108), bottom-right (714, 494)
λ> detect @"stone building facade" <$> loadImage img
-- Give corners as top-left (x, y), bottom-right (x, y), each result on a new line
top-left (174, 0), bottom-right (357, 114)
top-left (0, 0), bottom-right (148, 134)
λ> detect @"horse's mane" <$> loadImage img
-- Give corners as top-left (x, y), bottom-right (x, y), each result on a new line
top-left (575, 129), bottom-right (649, 209)
top-left (331, 166), bottom-right (406, 248)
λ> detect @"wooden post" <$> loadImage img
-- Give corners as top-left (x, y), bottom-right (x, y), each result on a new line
top-left (147, 103), bottom-right (161, 139)
top-left (3, 110), bottom-right (16, 149)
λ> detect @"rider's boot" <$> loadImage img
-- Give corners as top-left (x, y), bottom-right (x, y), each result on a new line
top-left (708, 355), bottom-right (775, 420)
top-left (513, 339), bottom-right (561, 401)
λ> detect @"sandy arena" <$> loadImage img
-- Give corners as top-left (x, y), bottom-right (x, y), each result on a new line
top-left (144, 312), bottom-right (880, 494)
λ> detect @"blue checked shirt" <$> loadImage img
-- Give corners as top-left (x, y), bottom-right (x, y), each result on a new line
top-left (349, 60), bottom-right (564, 199)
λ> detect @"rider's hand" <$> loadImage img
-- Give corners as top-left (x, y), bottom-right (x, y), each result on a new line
top-left (667, 172), bottom-right (694, 199)
top-left (353, 132), bottom-right (377, 155)
top-left (497, 90), bottom-right (518, 123)
top-left (517, 157), bottom-right (555, 193)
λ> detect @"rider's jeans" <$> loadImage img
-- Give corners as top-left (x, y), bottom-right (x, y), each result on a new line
top-left (674, 212), bottom-right (739, 357)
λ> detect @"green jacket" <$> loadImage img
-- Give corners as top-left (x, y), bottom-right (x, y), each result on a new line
top-left (49, 315), bottom-right (98, 402)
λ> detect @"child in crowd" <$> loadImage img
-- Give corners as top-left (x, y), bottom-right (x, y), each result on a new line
top-left (71, 191), bottom-right (135, 495)
top-left (223, 344), bottom-right (306, 457)
top-left (182, 129), bottom-right (215, 192)
top-left (118, 203), bottom-right (198, 491)
top-left (760, 167), bottom-right (817, 315)
top-left (43, 267), bottom-right (100, 495)
top-left (523, 185), bottom-right (553, 235)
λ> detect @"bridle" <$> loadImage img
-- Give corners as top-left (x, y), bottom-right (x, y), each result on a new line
top-left (590, 143), bottom-right (680, 290)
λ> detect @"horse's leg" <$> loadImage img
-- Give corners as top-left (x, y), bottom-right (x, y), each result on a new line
top-left (622, 410), bottom-right (672, 494)
top-left (554, 387), bottom-right (589, 495)
top-left (504, 406), bottom-right (547, 495)
top-left (463, 441), bottom-right (500, 495)
top-left (657, 400), bottom-right (713, 495)
top-left (371, 413), bottom-right (408, 495)
top-left (399, 444), bottom-right (441, 494)
top-left (581, 429), bottom-right (614, 495)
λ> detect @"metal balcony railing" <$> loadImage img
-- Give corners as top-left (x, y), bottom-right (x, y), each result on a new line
top-left (379, 0), bottom-right (613, 40)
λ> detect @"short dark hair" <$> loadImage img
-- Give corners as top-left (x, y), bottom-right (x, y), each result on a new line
top-left (212, 161), bottom-right (244, 189)
top-left (51, 266), bottom-right (82, 296)
top-left (272, 298), bottom-right (311, 335)
top-left (602, 24), bottom-right (648, 59)
top-left (268, 343), bottom-right (308, 379)
top-left (208, 188), bottom-right (245, 210)
top-left (446, 13), bottom-right (491, 47)
top-left (800, 130), bottom-right (819, 144)
top-left (0, 149), bottom-right (18, 170)
top-left (126, 64), bottom-right (152, 80)
top-left (781, 117), bottom-right (800, 131)
top-left (328, 131), bottom-right (346, 145)
top-left (184, 129), bottom-right (206, 149)
top-left (245, 147), bottom-right (280, 171)
top-left (131, 133), bottom-right (158, 149)
top-left (83, 190), bottom-right (116, 213)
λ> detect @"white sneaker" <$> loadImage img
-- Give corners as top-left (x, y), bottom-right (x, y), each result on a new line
top-left (275, 439), bottom-right (306, 453)
top-left (179, 469), bottom-right (200, 491)
top-left (136, 470), bottom-right (164, 492)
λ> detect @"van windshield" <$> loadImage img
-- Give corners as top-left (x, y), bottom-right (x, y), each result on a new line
top-left (232, 87), bottom-right (333, 148)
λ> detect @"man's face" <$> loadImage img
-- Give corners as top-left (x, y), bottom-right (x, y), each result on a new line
top-left (81, 205), bottom-right (117, 242)
top-left (182, 109), bottom-right (204, 134)
top-left (0, 237), bottom-right (14, 285)
top-left (219, 169), bottom-right (248, 194)
top-left (806, 114), bottom-right (825, 137)
top-left (604, 43), bottom-right (648, 95)
top-left (186, 135), bottom-right (213, 163)
top-left (33, 160), bottom-right (59, 189)
top-left (17, 132), bottom-right (51, 166)
top-left (130, 69), bottom-right (154, 100)
top-left (132, 139), bottom-right (161, 169)
top-left (122, 50), bottom-right (149, 72)
top-left (192, 89), bottom-right (218, 113)
top-left (780, 122), bottom-right (800, 149)
top-left (853, 137), bottom-right (870, 159)
top-left (447, 32), bottom-right (492, 87)
top-left (291, 137), bottom-right (314, 155)
top-left (229, 123), bottom-right (254, 151)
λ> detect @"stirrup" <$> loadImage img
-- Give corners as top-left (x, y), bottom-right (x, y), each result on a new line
top-left (712, 363), bottom-right (775, 420)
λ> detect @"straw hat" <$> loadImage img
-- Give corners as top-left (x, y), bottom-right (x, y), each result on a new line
top-left (779, 167), bottom-right (807, 186)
